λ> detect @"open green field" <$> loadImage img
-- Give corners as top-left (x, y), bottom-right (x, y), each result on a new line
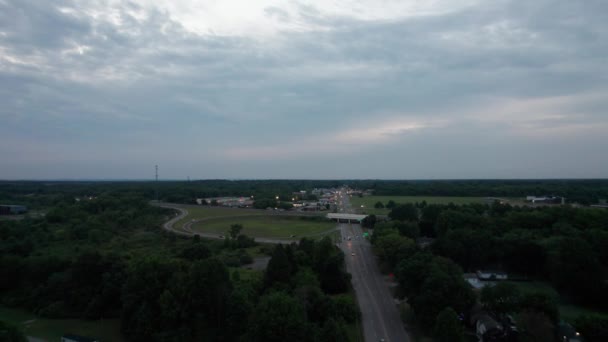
top-left (191, 215), bottom-right (336, 239)
top-left (0, 306), bottom-right (125, 341)
top-left (351, 196), bottom-right (489, 215)
top-left (173, 206), bottom-right (267, 228)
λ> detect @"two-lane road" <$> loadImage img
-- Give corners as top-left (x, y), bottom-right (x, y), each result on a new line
top-left (340, 224), bottom-right (409, 342)
top-left (336, 189), bottom-right (410, 342)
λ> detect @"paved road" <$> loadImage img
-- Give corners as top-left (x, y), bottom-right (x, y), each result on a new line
top-left (336, 189), bottom-right (410, 342)
top-left (159, 203), bottom-right (337, 244)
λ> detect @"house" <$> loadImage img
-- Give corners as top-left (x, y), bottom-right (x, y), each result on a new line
top-left (464, 274), bottom-right (489, 290)
top-left (469, 312), bottom-right (515, 342)
top-left (416, 237), bottom-right (435, 249)
top-left (476, 314), bottom-right (504, 341)
top-left (0, 205), bottom-right (28, 215)
top-left (477, 270), bottom-right (508, 281)
top-left (61, 334), bottom-right (99, 342)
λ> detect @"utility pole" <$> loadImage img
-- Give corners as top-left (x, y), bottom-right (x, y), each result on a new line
top-left (155, 165), bottom-right (159, 203)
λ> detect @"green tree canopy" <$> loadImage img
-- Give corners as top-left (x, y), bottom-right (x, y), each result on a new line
top-left (433, 307), bottom-right (464, 342)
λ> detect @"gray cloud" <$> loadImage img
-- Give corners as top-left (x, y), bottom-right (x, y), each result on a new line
top-left (0, 0), bottom-right (607, 179)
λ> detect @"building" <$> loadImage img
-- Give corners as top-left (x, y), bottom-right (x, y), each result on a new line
top-left (0, 205), bottom-right (28, 215)
top-left (476, 270), bottom-right (508, 281)
top-left (198, 197), bottom-right (254, 207)
top-left (526, 196), bottom-right (564, 204)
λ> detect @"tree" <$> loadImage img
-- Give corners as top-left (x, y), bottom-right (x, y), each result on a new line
top-left (185, 258), bottom-right (231, 335)
top-left (406, 256), bottom-right (475, 330)
top-left (518, 311), bottom-right (555, 342)
top-left (374, 201), bottom-right (385, 209)
top-left (395, 252), bottom-right (434, 297)
top-left (547, 237), bottom-right (603, 305)
top-left (318, 253), bottom-right (350, 294)
top-left (332, 294), bottom-right (360, 324)
top-left (179, 243), bottom-right (211, 260)
top-left (265, 245), bottom-right (292, 288)
top-left (248, 292), bottom-right (310, 342)
top-left (519, 292), bottom-right (559, 323)
top-left (318, 318), bottom-right (349, 342)
top-left (386, 200), bottom-right (397, 209)
top-left (433, 307), bottom-right (464, 342)
top-left (396, 221), bottom-right (420, 239)
top-left (480, 282), bottom-right (520, 314)
top-left (373, 232), bottom-right (416, 269)
top-left (229, 224), bottom-right (243, 240)
top-left (361, 214), bottom-right (376, 229)
top-left (0, 320), bottom-right (27, 342)
top-left (389, 203), bottom-right (418, 222)
top-left (225, 288), bottom-right (254, 339)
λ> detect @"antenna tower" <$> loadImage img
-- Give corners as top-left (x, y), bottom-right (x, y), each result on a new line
top-left (155, 165), bottom-right (159, 203)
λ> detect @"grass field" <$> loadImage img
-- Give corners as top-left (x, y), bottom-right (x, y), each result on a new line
top-left (172, 206), bottom-right (267, 228)
top-left (0, 306), bottom-right (125, 341)
top-left (350, 196), bottom-right (488, 215)
top-left (191, 216), bottom-right (336, 239)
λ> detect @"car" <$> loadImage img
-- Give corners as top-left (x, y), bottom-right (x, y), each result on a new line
top-left (351, 253), bottom-right (355, 256)
top-left (218, 235), bottom-right (225, 239)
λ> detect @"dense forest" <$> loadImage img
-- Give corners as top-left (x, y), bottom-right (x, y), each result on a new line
top-left (0, 190), bottom-right (357, 341)
top-left (2, 181), bottom-right (608, 341)
top-left (369, 201), bottom-right (608, 341)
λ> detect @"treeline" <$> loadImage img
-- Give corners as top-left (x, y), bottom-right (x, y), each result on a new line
top-left (3, 179), bottom-right (607, 209)
top-left (0, 180), bottom-right (344, 208)
top-left (369, 179), bottom-right (608, 204)
top-left (370, 201), bottom-right (608, 341)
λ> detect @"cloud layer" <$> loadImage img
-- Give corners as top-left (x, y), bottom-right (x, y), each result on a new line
top-left (1, 0), bottom-right (607, 179)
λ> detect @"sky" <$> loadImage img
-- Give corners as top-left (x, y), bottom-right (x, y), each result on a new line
top-left (1, 0), bottom-right (607, 180)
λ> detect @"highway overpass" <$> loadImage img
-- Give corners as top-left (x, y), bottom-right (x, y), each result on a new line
top-left (326, 213), bottom-right (367, 223)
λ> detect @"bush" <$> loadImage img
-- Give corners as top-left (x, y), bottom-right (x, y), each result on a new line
top-left (38, 301), bottom-right (70, 318)
top-left (240, 252), bottom-right (253, 265)
top-left (223, 255), bottom-right (241, 267)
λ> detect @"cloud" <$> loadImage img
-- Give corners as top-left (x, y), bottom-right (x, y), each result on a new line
top-left (222, 116), bottom-right (445, 160)
top-left (1, 0), bottom-right (607, 178)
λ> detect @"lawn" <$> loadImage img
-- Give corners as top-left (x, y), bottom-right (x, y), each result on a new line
top-left (191, 216), bottom-right (336, 239)
top-left (0, 306), bottom-right (125, 341)
top-left (350, 196), bottom-right (488, 215)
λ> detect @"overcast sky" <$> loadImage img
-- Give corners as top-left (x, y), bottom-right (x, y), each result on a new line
top-left (1, 0), bottom-right (607, 179)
